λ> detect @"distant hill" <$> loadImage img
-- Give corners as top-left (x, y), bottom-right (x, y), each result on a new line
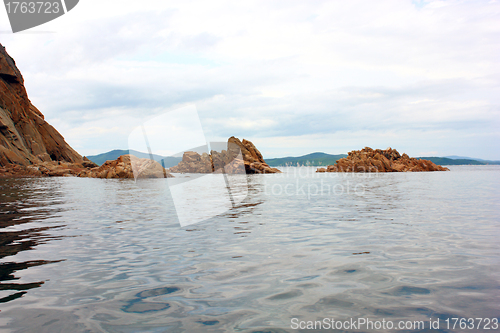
top-left (159, 156), bottom-right (183, 168)
top-left (417, 157), bottom-right (486, 166)
top-left (444, 156), bottom-right (500, 165)
top-left (88, 150), bottom-right (346, 168)
top-left (266, 152), bottom-right (347, 167)
top-left (266, 152), bottom-right (500, 167)
top-left (445, 155), bottom-right (478, 160)
top-left (88, 150), bottom-right (500, 168)
top-left (87, 149), bottom-right (181, 167)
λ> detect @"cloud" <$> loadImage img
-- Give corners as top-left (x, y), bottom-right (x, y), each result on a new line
top-left (1, 0), bottom-right (499, 159)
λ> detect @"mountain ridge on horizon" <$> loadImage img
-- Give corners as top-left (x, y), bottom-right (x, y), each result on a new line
top-left (86, 149), bottom-right (182, 168)
top-left (87, 150), bottom-right (500, 167)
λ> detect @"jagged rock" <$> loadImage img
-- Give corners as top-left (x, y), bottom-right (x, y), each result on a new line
top-left (211, 149), bottom-right (246, 174)
top-left (78, 155), bottom-right (173, 179)
top-left (0, 43), bottom-right (83, 169)
top-left (318, 147), bottom-right (449, 172)
top-left (169, 137), bottom-right (280, 174)
top-left (170, 151), bottom-right (213, 173)
top-left (228, 136), bottom-right (281, 174)
top-left (82, 156), bottom-right (98, 168)
top-left (0, 160), bottom-right (88, 178)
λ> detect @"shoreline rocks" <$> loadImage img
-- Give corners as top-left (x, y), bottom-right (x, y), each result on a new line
top-left (78, 155), bottom-right (173, 179)
top-left (0, 155), bottom-right (174, 179)
top-left (0, 161), bottom-right (87, 178)
top-left (317, 147), bottom-right (449, 172)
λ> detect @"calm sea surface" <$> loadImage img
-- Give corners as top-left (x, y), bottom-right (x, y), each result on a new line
top-left (0, 166), bottom-right (499, 332)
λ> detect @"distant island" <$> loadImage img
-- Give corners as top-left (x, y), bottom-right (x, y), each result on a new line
top-left (416, 156), bottom-right (500, 166)
top-left (317, 147), bottom-right (449, 172)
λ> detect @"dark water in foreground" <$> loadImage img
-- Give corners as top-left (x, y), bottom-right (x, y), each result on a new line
top-left (0, 166), bottom-right (499, 332)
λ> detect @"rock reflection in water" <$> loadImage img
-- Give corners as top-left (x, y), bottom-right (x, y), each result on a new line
top-left (0, 179), bottom-right (65, 303)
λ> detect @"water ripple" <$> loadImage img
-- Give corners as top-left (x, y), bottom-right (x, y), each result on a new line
top-left (0, 166), bottom-right (499, 332)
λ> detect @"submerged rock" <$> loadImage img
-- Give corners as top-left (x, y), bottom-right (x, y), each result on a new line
top-left (317, 147), bottom-right (449, 172)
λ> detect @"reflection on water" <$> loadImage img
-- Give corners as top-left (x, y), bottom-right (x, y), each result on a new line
top-left (0, 166), bottom-right (499, 332)
top-left (0, 179), bottom-right (65, 304)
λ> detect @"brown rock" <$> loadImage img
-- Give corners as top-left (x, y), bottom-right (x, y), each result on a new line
top-left (228, 137), bottom-right (280, 174)
top-left (0, 163), bottom-right (42, 178)
top-left (0, 43), bottom-right (83, 174)
top-left (169, 137), bottom-right (281, 174)
top-left (317, 147), bottom-right (449, 173)
top-left (82, 156), bottom-right (99, 168)
top-left (0, 160), bottom-right (90, 178)
top-left (78, 155), bottom-right (173, 179)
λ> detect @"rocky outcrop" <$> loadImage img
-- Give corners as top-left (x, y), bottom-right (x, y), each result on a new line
top-left (169, 137), bottom-right (280, 174)
top-left (0, 160), bottom-right (88, 178)
top-left (169, 149), bottom-right (246, 174)
top-left (228, 136), bottom-right (280, 174)
top-left (0, 154), bottom-right (173, 179)
top-left (78, 155), bottom-right (173, 179)
top-left (317, 147), bottom-right (449, 172)
top-left (170, 151), bottom-right (214, 173)
top-left (0, 43), bottom-right (83, 168)
top-left (82, 156), bottom-right (98, 168)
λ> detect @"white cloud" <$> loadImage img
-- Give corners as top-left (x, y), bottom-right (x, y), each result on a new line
top-left (1, 0), bottom-right (499, 159)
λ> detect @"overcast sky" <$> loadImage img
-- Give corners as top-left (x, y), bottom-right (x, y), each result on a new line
top-left (1, 0), bottom-right (499, 159)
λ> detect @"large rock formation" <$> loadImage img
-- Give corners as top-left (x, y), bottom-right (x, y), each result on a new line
top-left (78, 154), bottom-right (173, 179)
top-left (229, 136), bottom-right (280, 174)
top-left (169, 137), bottom-right (280, 174)
top-left (170, 151), bottom-right (215, 173)
top-left (0, 44), bottom-right (174, 180)
top-left (0, 43), bottom-right (83, 167)
top-left (317, 147), bottom-right (449, 172)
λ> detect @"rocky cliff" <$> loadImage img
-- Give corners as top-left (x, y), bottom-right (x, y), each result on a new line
top-left (0, 43), bottom-right (83, 167)
top-left (316, 147), bottom-right (449, 172)
top-left (0, 44), bottom-right (176, 179)
top-left (169, 137), bottom-right (281, 174)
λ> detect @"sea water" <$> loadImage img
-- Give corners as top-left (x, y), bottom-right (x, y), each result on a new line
top-left (0, 166), bottom-right (499, 332)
